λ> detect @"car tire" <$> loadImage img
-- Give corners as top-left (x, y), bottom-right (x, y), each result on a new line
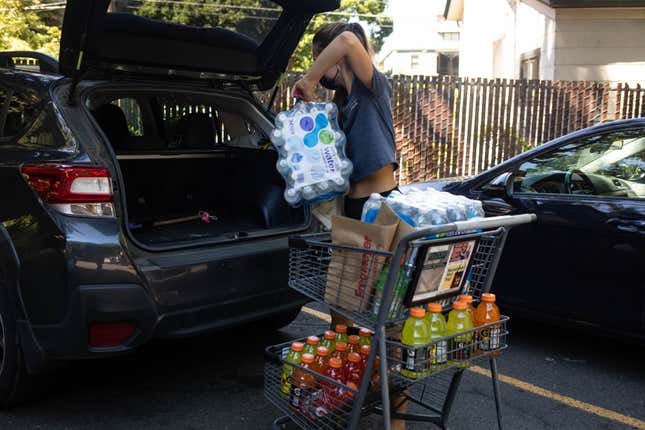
top-left (0, 276), bottom-right (37, 408)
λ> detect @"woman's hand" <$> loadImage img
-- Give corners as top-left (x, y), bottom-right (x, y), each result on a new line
top-left (291, 76), bottom-right (316, 102)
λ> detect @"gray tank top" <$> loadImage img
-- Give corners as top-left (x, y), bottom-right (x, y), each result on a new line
top-left (340, 66), bottom-right (398, 183)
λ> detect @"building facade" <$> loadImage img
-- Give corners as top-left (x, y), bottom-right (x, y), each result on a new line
top-left (445, 0), bottom-right (645, 83)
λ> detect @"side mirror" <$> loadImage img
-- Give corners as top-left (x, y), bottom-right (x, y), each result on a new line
top-left (481, 172), bottom-right (514, 199)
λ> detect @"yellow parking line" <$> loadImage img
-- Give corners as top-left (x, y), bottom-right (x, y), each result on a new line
top-left (469, 365), bottom-right (645, 429)
top-left (302, 306), bottom-right (332, 322)
top-left (301, 306), bottom-right (645, 429)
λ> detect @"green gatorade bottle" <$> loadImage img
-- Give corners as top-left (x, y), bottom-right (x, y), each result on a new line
top-left (280, 341), bottom-right (304, 398)
top-left (400, 307), bottom-right (431, 379)
top-left (425, 302), bottom-right (448, 373)
top-left (446, 301), bottom-right (474, 368)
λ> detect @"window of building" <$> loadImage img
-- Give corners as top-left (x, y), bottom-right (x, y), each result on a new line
top-left (410, 54), bottom-right (420, 71)
top-left (437, 53), bottom-right (459, 76)
top-left (439, 32), bottom-right (460, 41)
top-left (520, 49), bottom-right (540, 80)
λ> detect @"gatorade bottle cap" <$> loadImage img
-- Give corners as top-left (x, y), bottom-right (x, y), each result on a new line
top-left (301, 353), bottom-right (315, 364)
top-left (458, 294), bottom-right (473, 303)
top-left (410, 307), bottom-right (426, 318)
top-left (360, 345), bottom-right (371, 355)
top-left (335, 342), bottom-right (347, 351)
top-left (359, 328), bottom-right (372, 337)
top-left (316, 346), bottom-right (329, 356)
top-left (335, 324), bottom-right (348, 334)
top-left (482, 293), bottom-right (496, 303)
top-left (347, 352), bottom-right (361, 363)
top-left (452, 301), bottom-right (467, 310)
top-left (427, 302), bottom-right (442, 313)
top-left (291, 342), bottom-right (305, 352)
top-left (324, 330), bottom-right (336, 340)
top-left (306, 335), bottom-right (320, 345)
top-left (348, 335), bottom-right (360, 345)
top-left (329, 357), bottom-right (343, 368)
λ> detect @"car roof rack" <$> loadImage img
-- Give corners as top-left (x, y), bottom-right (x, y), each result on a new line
top-left (0, 51), bottom-right (59, 74)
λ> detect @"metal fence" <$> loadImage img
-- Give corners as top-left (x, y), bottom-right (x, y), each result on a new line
top-left (267, 75), bottom-right (645, 184)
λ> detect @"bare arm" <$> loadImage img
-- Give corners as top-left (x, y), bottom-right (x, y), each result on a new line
top-left (292, 31), bottom-right (374, 101)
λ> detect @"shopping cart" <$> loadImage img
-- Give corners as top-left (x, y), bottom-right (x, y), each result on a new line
top-left (264, 214), bottom-right (536, 430)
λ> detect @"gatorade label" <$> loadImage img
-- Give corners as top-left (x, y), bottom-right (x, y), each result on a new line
top-left (280, 368), bottom-right (293, 397)
top-left (431, 340), bottom-right (448, 365)
top-left (290, 385), bottom-right (312, 412)
top-left (402, 347), bottom-right (429, 373)
top-left (480, 326), bottom-right (501, 351)
top-left (451, 338), bottom-right (472, 361)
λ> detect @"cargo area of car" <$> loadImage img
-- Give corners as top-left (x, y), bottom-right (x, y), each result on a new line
top-left (88, 89), bottom-right (307, 248)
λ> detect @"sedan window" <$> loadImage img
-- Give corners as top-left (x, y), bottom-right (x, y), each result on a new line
top-left (514, 129), bottom-right (645, 198)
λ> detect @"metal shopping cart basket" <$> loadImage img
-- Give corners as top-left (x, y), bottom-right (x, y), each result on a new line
top-left (264, 214), bottom-right (536, 430)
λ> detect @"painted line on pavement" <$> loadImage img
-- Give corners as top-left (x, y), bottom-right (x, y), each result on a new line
top-left (469, 365), bottom-right (645, 430)
top-left (301, 306), bottom-right (645, 429)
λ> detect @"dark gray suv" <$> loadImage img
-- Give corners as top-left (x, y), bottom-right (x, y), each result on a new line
top-left (0, 0), bottom-right (338, 405)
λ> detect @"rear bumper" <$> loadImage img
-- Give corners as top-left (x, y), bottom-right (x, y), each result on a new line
top-left (27, 283), bottom-right (306, 362)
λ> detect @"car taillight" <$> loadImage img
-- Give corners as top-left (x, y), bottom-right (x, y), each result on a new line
top-left (21, 164), bottom-right (115, 218)
top-left (89, 322), bottom-right (136, 348)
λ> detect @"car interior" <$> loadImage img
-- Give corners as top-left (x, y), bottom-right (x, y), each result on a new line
top-left (514, 132), bottom-right (645, 198)
top-left (87, 90), bottom-right (306, 247)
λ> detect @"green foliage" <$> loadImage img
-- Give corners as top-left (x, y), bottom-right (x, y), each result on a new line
top-left (290, 0), bottom-right (392, 72)
top-left (0, 0), bottom-right (61, 57)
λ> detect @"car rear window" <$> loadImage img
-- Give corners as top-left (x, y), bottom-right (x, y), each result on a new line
top-left (109, 0), bottom-right (282, 44)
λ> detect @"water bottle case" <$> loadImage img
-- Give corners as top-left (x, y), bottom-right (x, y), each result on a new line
top-left (361, 188), bottom-right (485, 228)
top-left (271, 101), bottom-right (353, 206)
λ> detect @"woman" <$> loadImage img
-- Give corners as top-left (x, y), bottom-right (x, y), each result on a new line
top-left (292, 23), bottom-right (406, 430)
top-left (291, 22), bottom-right (399, 220)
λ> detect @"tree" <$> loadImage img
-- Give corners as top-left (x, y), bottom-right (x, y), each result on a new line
top-left (135, 0), bottom-right (392, 72)
top-left (290, 0), bottom-right (392, 72)
top-left (0, 0), bottom-right (61, 57)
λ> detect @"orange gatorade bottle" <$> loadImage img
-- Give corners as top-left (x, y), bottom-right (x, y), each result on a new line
top-left (458, 294), bottom-right (476, 321)
top-left (347, 335), bottom-right (361, 356)
top-left (304, 335), bottom-right (320, 356)
top-left (474, 293), bottom-right (501, 353)
top-left (331, 341), bottom-right (348, 362)
top-left (314, 346), bottom-right (330, 375)
top-left (335, 324), bottom-right (349, 344)
top-left (343, 352), bottom-right (364, 387)
top-left (290, 353), bottom-right (316, 416)
top-left (359, 345), bottom-right (371, 373)
top-left (320, 330), bottom-right (336, 353)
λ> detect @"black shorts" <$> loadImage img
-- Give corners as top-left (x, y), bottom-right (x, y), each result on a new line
top-left (343, 187), bottom-right (399, 221)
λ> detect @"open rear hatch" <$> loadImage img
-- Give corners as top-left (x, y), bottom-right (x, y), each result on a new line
top-left (59, 0), bottom-right (339, 90)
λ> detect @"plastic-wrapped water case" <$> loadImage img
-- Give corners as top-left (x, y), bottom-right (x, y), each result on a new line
top-left (361, 188), bottom-right (485, 227)
top-left (270, 101), bottom-right (353, 206)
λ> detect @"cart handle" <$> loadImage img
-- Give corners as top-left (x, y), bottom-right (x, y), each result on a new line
top-left (398, 214), bottom-right (536, 247)
top-left (453, 214), bottom-right (536, 232)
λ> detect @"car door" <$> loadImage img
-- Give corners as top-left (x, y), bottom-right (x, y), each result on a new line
top-left (491, 127), bottom-right (645, 337)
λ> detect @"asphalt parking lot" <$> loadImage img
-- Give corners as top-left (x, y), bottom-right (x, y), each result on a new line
top-left (0, 303), bottom-right (643, 430)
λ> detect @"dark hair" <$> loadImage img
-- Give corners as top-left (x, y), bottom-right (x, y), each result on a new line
top-left (313, 22), bottom-right (372, 56)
